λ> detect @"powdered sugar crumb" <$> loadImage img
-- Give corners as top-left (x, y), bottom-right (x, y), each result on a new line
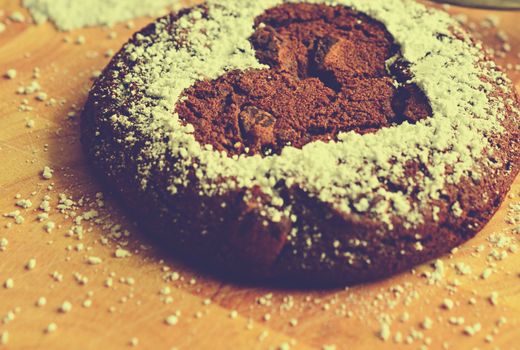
top-left (23, 0), bottom-right (183, 31)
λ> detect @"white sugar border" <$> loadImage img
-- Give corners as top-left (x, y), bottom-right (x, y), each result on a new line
top-left (112, 0), bottom-right (507, 228)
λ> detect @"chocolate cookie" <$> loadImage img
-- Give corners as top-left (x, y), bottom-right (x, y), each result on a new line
top-left (81, 0), bottom-right (520, 285)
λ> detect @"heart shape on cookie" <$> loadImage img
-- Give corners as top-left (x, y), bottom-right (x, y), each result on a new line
top-left (177, 3), bottom-right (432, 157)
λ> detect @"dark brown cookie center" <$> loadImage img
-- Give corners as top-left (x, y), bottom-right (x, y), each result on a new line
top-left (176, 3), bottom-right (432, 156)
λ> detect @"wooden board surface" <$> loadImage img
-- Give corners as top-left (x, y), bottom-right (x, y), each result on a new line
top-left (0, 1), bottom-right (519, 349)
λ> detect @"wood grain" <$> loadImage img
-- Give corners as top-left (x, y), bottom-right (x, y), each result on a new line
top-left (0, 1), bottom-right (519, 349)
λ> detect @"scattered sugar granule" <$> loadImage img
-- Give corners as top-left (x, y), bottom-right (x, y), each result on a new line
top-left (0, 238), bottom-right (8, 251)
top-left (258, 330), bottom-right (269, 342)
top-left (481, 268), bottom-right (493, 280)
top-left (453, 13), bottom-right (468, 25)
top-left (165, 315), bottom-right (178, 326)
top-left (4, 210), bottom-right (25, 225)
top-left (86, 256), bottom-right (102, 265)
top-left (37, 213), bottom-right (49, 222)
top-left (448, 316), bottom-right (465, 326)
top-left (394, 331), bottom-right (403, 343)
top-left (26, 119), bottom-right (35, 128)
top-left (497, 317), bottom-right (507, 326)
top-left (378, 322), bottom-right (391, 341)
top-left (73, 272), bottom-right (89, 285)
top-left (482, 15), bottom-right (500, 28)
top-left (489, 292), bottom-right (499, 306)
top-left (3, 310), bottom-right (15, 324)
top-left (278, 342), bottom-right (291, 350)
top-left (0, 331), bottom-right (9, 345)
top-left (169, 271), bottom-right (180, 281)
top-left (463, 323), bottom-right (482, 336)
top-left (229, 310), bottom-right (238, 319)
top-left (4, 278), bottom-right (14, 289)
top-left (82, 299), bottom-right (92, 308)
top-left (45, 322), bottom-right (57, 333)
top-left (422, 317), bottom-right (433, 330)
top-left (427, 259), bottom-right (445, 284)
top-left (26, 258), bottom-right (37, 270)
top-left (75, 35), bottom-right (86, 45)
top-left (115, 248), bottom-right (132, 258)
top-left (129, 337), bottom-right (139, 347)
top-left (35, 91), bottom-right (48, 101)
top-left (59, 301), bottom-right (72, 313)
top-left (9, 11), bottom-right (25, 22)
top-left (44, 221), bottom-right (56, 233)
top-left (16, 199), bottom-right (33, 209)
top-left (160, 286), bottom-right (171, 295)
top-left (322, 345), bottom-right (337, 350)
top-left (0, 22), bottom-right (6, 33)
top-left (32, 67), bottom-right (40, 79)
top-left (39, 197), bottom-right (51, 212)
top-left (36, 296), bottom-right (47, 307)
top-left (454, 262), bottom-right (472, 276)
top-left (4, 68), bottom-right (17, 79)
top-left (497, 30), bottom-right (509, 42)
top-left (51, 271), bottom-right (63, 282)
top-left (442, 299), bottom-right (454, 310)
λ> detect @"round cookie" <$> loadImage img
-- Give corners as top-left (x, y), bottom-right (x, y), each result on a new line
top-left (81, 0), bottom-right (520, 285)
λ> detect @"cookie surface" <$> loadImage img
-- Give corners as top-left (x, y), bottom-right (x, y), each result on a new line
top-left (81, 0), bottom-right (520, 285)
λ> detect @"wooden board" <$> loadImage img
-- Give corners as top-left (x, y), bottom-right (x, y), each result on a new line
top-left (0, 1), bottom-right (519, 349)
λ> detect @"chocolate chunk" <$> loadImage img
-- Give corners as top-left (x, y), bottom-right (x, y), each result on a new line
top-left (313, 35), bottom-right (341, 70)
top-left (393, 84), bottom-right (433, 124)
top-left (239, 105), bottom-right (276, 149)
top-left (228, 191), bottom-right (291, 266)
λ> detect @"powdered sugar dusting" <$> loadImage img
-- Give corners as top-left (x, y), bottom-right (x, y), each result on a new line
top-left (98, 0), bottom-right (511, 228)
top-left (23, 0), bottom-right (182, 31)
